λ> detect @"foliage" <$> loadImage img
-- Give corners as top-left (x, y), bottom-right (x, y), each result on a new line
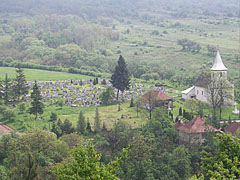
top-left (13, 65), bottom-right (28, 101)
top-left (100, 86), bottom-right (114, 105)
top-left (184, 98), bottom-right (198, 117)
top-left (52, 145), bottom-right (128, 180)
top-left (110, 55), bottom-right (130, 100)
top-left (2, 129), bottom-right (69, 179)
top-left (77, 111), bottom-right (86, 135)
top-left (60, 133), bottom-right (82, 149)
top-left (130, 97), bottom-right (134, 107)
top-left (3, 74), bottom-right (11, 105)
top-left (29, 80), bottom-right (44, 118)
top-left (49, 112), bottom-right (57, 122)
top-left (177, 39), bottom-right (201, 53)
top-left (94, 108), bottom-right (101, 133)
top-left (201, 133), bottom-right (240, 180)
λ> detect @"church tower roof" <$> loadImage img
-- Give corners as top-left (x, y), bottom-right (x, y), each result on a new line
top-left (211, 50), bottom-right (227, 71)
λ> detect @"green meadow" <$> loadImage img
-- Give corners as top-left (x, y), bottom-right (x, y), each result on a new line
top-left (0, 67), bottom-right (92, 81)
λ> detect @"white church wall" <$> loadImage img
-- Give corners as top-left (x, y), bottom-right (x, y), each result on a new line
top-left (195, 86), bottom-right (208, 103)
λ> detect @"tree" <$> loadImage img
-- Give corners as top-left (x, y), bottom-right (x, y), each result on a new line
top-left (207, 74), bottom-right (233, 127)
top-left (207, 45), bottom-right (217, 56)
top-left (100, 86), bottom-right (114, 105)
top-left (179, 107), bottom-right (182, 116)
top-left (2, 107), bottom-right (15, 122)
top-left (52, 145), bottom-right (128, 180)
top-left (60, 133), bottom-right (82, 149)
top-left (141, 90), bottom-right (159, 120)
top-left (0, 79), bottom-right (3, 100)
top-left (77, 111), bottom-right (86, 135)
top-left (49, 112), bottom-right (57, 122)
top-left (3, 74), bottom-right (11, 105)
top-left (110, 55), bottom-right (130, 100)
top-left (135, 98), bottom-right (142, 118)
top-left (201, 133), bottom-right (240, 180)
top-left (4, 129), bottom-right (69, 179)
top-left (86, 119), bottom-right (92, 133)
top-left (129, 97), bottom-right (134, 107)
top-left (170, 146), bottom-right (191, 180)
top-left (29, 80), bottom-right (44, 119)
top-left (61, 119), bottom-right (74, 134)
top-left (14, 65), bottom-right (28, 101)
top-left (94, 108), bottom-right (101, 133)
top-left (184, 98), bottom-right (198, 118)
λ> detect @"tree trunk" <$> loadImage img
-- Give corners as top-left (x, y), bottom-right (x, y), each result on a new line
top-left (116, 89), bottom-right (119, 100)
top-left (149, 110), bottom-right (152, 120)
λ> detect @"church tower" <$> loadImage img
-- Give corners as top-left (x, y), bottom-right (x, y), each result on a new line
top-left (211, 50), bottom-right (228, 79)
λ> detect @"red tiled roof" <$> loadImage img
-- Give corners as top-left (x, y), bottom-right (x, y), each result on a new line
top-left (0, 122), bottom-right (15, 134)
top-left (224, 122), bottom-right (240, 136)
top-left (174, 121), bottom-right (184, 129)
top-left (177, 116), bottom-right (219, 134)
top-left (142, 90), bottom-right (172, 101)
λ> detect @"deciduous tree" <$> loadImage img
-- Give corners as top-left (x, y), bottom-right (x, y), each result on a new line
top-left (52, 145), bottom-right (128, 180)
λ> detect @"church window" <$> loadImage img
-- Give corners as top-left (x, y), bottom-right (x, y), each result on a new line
top-left (202, 91), bottom-right (204, 95)
top-left (220, 72), bottom-right (222, 77)
top-left (197, 90), bottom-right (199, 94)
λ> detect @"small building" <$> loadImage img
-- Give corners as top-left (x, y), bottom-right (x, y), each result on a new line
top-left (142, 90), bottom-right (174, 110)
top-left (174, 116), bottom-right (220, 145)
top-left (224, 122), bottom-right (240, 136)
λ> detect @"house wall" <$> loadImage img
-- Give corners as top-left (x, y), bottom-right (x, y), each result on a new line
top-left (179, 131), bottom-right (204, 145)
top-left (182, 88), bottom-right (195, 100)
top-left (189, 133), bottom-right (204, 145)
top-left (195, 86), bottom-right (208, 103)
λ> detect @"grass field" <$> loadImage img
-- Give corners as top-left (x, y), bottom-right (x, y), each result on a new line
top-left (0, 67), bottom-right (93, 81)
top-left (3, 101), bottom-right (148, 132)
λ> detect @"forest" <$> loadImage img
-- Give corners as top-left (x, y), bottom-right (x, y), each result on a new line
top-left (0, 0), bottom-right (240, 179)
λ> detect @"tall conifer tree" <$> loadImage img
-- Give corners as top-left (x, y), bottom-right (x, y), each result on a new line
top-left (3, 74), bottom-right (11, 105)
top-left (110, 55), bottom-right (130, 100)
top-left (14, 64), bottom-right (28, 101)
top-left (29, 80), bottom-right (44, 118)
top-left (94, 108), bottom-right (101, 133)
top-left (77, 111), bottom-right (86, 135)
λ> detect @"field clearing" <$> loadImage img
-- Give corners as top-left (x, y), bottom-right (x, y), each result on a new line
top-left (3, 101), bottom-right (147, 132)
top-left (0, 67), bottom-right (93, 81)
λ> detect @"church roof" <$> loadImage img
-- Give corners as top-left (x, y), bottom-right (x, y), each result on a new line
top-left (175, 116), bottom-right (220, 134)
top-left (194, 73), bottom-right (211, 88)
top-left (182, 86), bottom-right (195, 94)
top-left (211, 51), bottom-right (228, 71)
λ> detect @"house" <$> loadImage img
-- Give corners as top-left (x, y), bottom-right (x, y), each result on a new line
top-left (224, 122), bottom-right (240, 136)
top-left (174, 116), bottom-right (220, 145)
top-left (182, 51), bottom-right (234, 105)
top-left (142, 90), bottom-right (174, 110)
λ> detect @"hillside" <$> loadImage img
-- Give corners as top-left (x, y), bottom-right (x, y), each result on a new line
top-left (0, 0), bottom-right (239, 88)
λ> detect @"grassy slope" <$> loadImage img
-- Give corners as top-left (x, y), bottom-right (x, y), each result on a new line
top-left (0, 67), bottom-right (92, 81)
top-left (103, 16), bottom-right (239, 80)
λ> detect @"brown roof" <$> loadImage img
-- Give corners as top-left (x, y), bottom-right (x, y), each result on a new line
top-left (194, 73), bottom-right (211, 88)
top-left (176, 116), bottom-right (220, 134)
top-left (142, 90), bottom-right (172, 101)
top-left (0, 122), bottom-right (15, 134)
top-left (224, 122), bottom-right (240, 136)
top-left (173, 120), bottom-right (184, 129)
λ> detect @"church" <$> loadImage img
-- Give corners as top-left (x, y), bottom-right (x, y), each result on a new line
top-left (182, 51), bottom-right (234, 105)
